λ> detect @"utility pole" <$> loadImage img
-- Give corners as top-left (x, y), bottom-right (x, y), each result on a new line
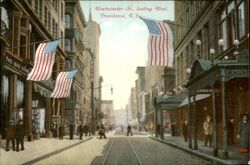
top-left (91, 81), bottom-right (95, 135)
top-left (90, 59), bottom-right (95, 135)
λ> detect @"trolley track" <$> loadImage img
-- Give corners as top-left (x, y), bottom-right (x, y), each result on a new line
top-left (101, 137), bottom-right (143, 165)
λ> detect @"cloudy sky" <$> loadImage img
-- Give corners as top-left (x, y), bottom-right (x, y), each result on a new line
top-left (81, 1), bottom-right (174, 109)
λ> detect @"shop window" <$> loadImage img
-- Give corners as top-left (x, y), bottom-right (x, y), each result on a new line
top-left (2, 74), bottom-right (10, 104)
top-left (16, 78), bottom-right (24, 108)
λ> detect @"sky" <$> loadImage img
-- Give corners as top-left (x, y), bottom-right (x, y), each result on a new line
top-left (81, 1), bottom-right (174, 110)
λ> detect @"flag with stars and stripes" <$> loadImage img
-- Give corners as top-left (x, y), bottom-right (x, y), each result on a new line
top-left (139, 16), bottom-right (173, 67)
top-left (27, 40), bottom-right (60, 81)
top-left (51, 70), bottom-right (78, 98)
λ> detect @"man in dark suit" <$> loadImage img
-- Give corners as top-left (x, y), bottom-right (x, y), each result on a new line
top-left (15, 120), bottom-right (25, 152)
top-left (6, 120), bottom-right (15, 151)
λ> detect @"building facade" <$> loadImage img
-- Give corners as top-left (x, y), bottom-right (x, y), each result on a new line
top-left (0, 0), bottom-right (66, 140)
top-left (64, 0), bottom-right (92, 131)
top-left (83, 7), bottom-right (101, 130)
top-left (173, 0), bottom-right (249, 156)
top-left (101, 100), bottom-right (114, 127)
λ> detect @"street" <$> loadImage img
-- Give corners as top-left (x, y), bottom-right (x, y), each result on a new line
top-left (16, 132), bottom-right (211, 165)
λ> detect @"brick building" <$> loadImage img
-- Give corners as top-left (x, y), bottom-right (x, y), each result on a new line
top-left (0, 0), bottom-right (66, 140)
top-left (172, 0), bottom-right (249, 157)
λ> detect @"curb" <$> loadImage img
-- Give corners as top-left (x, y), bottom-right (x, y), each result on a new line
top-left (23, 137), bottom-right (93, 165)
top-left (150, 137), bottom-right (245, 165)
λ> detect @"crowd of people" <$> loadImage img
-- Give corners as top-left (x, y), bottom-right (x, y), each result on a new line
top-left (176, 114), bottom-right (249, 153)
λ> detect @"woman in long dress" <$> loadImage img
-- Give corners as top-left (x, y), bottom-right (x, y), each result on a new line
top-left (238, 114), bottom-right (250, 153)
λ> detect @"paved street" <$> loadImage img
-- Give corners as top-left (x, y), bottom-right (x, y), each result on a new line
top-left (22, 135), bottom-right (211, 165)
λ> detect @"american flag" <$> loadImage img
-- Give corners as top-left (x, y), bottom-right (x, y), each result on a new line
top-left (51, 70), bottom-right (78, 98)
top-left (139, 16), bottom-right (173, 67)
top-left (27, 40), bottom-right (60, 81)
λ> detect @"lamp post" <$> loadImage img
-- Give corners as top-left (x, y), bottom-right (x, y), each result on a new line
top-left (209, 48), bottom-right (218, 156)
top-left (233, 39), bottom-right (240, 56)
top-left (209, 49), bottom-right (215, 64)
top-left (195, 40), bottom-right (201, 59)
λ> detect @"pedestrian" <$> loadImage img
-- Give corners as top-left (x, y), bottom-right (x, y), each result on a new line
top-left (52, 122), bottom-right (58, 138)
top-left (69, 121), bottom-right (74, 140)
top-left (5, 120), bottom-right (15, 151)
top-left (171, 121), bottom-right (177, 136)
top-left (83, 123), bottom-right (89, 137)
top-left (59, 123), bottom-right (64, 140)
top-left (88, 124), bottom-right (92, 136)
top-left (237, 114), bottom-right (249, 153)
top-left (15, 120), bottom-right (25, 152)
top-left (127, 123), bottom-right (133, 136)
top-left (228, 117), bottom-right (235, 145)
top-left (99, 124), bottom-right (106, 139)
top-left (182, 120), bottom-right (188, 142)
top-left (203, 115), bottom-right (213, 147)
top-left (77, 122), bottom-right (84, 140)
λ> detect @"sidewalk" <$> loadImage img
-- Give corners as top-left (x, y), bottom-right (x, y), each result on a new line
top-left (0, 136), bottom-right (93, 165)
top-left (151, 134), bottom-right (249, 165)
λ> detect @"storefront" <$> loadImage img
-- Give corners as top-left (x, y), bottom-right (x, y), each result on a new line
top-left (186, 50), bottom-right (249, 157)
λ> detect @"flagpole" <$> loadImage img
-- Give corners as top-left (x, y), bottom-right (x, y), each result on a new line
top-left (57, 99), bottom-right (61, 116)
top-left (7, 37), bottom-right (64, 49)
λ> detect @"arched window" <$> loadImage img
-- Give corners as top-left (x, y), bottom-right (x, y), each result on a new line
top-left (1, 6), bottom-right (9, 30)
top-left (65, 13), bottom-right (72, 28)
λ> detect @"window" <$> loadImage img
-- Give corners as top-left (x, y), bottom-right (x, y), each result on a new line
top-left (48, 13), bottom-right (51, 32)
top-left (44, 6), bottom-right (47, 27)
top-left (16, 78), bottom-right (25, 108)
top-left (203, 24), bottom-right (209, 59)
top-left (237, 1), bottom-right (245, 38)
top-left (39, 0), bottom-right (42, 18)
top-left (1, 6), bottom-right (9, 29)
top-left (65, 39), bottom-right (72, 52)
top-left (2, 74), bottom-right (10, 104)
top-left (61, 31), bottom-right (64, 48)
top-left (219, 7), bottom-right (228, 51)
top-left (20, 35), bottom-right (27, 59)
top-left (65, 13), bottom-right (72, 28)
top-left (61, 2), bottom-right (64, 21)
top-left (52, 19), bottom-right (56, 37)
top-left (35, 0), bottom-right (39, 15)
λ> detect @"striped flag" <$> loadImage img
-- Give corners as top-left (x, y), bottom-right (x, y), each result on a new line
top-left (51, 70), bottom-right (78, 98)
top-left (27, 40), bottom-right (60, 81)
top-left (139, 16), bottom-right (173, 67)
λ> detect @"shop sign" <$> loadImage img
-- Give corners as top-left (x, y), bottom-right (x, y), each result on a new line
top-left (5, 55), bottom-right (30, 74)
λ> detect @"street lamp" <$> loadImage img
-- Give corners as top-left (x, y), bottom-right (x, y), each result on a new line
top-left (233, 39), bottom-right (240, 56)
top-left (195, 40), bottom-right (201, 59)
top-left (209, 48), bottom-right (215, 64)
top-left (186, 68), bottom-right (191, 75)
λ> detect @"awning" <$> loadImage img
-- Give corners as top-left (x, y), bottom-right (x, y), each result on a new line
top-left (178, 94), bottom-right (210, 107)
top-left (154, 95), bottom-right (186, 111)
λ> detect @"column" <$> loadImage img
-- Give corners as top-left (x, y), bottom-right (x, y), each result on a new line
top-left (11, 11), bottom-right (22, 55)
top-left (188, 94), bottom-right (193, 149)
top-left (193, 94), bottom-right (198, 150)
top-left (221, 69), bottom-right (228, 158)
top-left (155, 108), bottom-right (158, 138)
top-left (45, 97), bottom-right (51, 137)
top-left (24, 80), bottom-right (33, 141)
top-left (160, 109), bottom-right (164, 139)
top-left (211, 85), bottom-right (218, 156)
